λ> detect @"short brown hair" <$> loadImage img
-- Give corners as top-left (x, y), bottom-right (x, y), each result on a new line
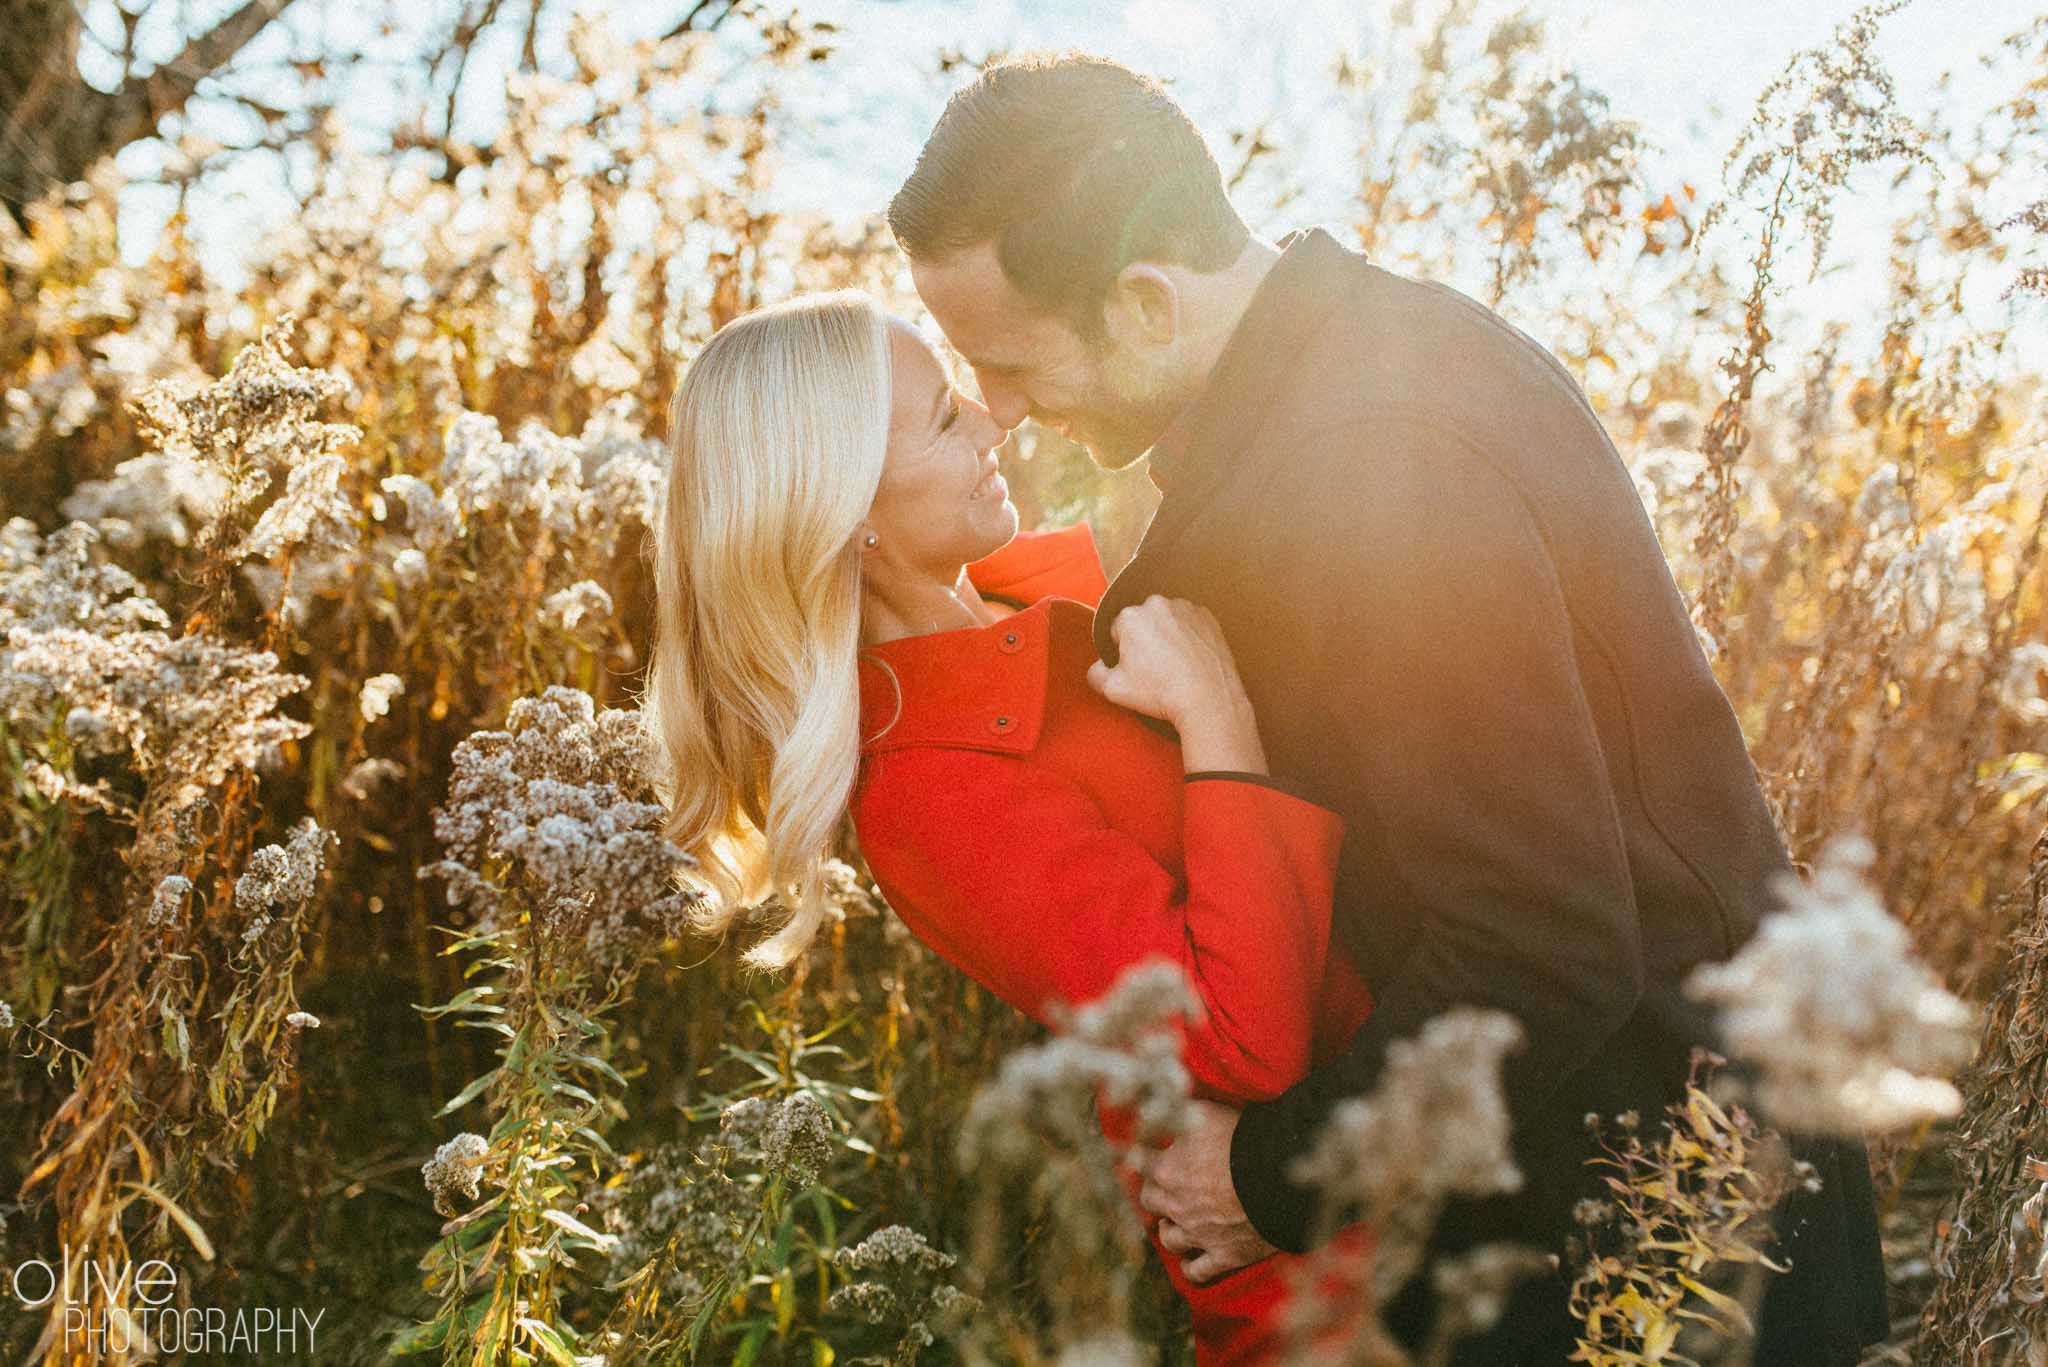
top-left (888, 53), bottom-right (1250, 337)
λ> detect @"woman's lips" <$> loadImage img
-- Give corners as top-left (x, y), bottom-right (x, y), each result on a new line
top-left (973, 469), bottom-right (1007, 501)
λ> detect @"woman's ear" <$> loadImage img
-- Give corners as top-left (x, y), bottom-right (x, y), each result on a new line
top-left (1105, 264), bottom-right (1180, 349)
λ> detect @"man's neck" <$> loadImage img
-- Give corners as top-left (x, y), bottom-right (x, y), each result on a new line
top-left (1153, 236), bottom-right (1282, 468)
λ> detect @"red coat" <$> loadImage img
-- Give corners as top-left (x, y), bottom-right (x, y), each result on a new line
top-left (849, 522), bottom-right (1375, 1363)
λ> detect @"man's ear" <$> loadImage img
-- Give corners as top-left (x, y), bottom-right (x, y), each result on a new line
top-left (1104, 264), bottom-right (1180, 349)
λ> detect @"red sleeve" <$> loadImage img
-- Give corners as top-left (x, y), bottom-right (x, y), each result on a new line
top-left (850, 751), bottom-right (1345, 1103)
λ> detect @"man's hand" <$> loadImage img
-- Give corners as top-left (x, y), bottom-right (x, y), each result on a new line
top-left (1132, 1100), bottom-right (1279, 1284)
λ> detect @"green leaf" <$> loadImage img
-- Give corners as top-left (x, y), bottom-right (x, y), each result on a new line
top-left (437, 1067), bottom-right (502, 1117)
top-left (416, 984), bottom-right (502, 1018)
top-left (542, 1079), bottom-right (601, 1108)
top-left (516, 1318), bottom-right (580, 1367)
top-left (733, 1323), bottom-right (772, 1367)
top-left (120, 1181), bottom-right (215, 1261)
top-left (387, 1297), bottom-right (490, 1356)
top-left (385, 1316), bottom-right (449, 1356)
top-left (540, 1207), bottom-right (617, 1250)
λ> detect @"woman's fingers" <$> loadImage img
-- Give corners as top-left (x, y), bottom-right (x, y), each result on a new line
top-left (1096, 595), bottom-right (1243, 728)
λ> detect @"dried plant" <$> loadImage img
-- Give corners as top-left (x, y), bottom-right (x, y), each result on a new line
top-left (1686, 0), bottom-right (1932, 647)
top-left (1274, 1007), bottom-right (1534, 1366)
top-left (830, 1224), bottom-right (982, 1365)
top-left (1920, 832), bottom-right (2048, 1363)
top-left (1567, 1055), bottom-right (1810, 1367)
top-left (1, 4), bottom-right (2045, 1364)
top-left (1686, 835), bottom-right (1976, 1137)
top-left (403, 685), bottom-right (698, 1362)
top-left (953, 958), bottom-right (1199, 1361)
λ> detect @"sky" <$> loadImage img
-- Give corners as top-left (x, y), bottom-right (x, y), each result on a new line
top-left (109, 0), bottom-right (2047, 362)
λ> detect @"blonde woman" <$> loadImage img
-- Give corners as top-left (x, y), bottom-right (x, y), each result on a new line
top-left (646, 289), bottom-right (1374, 1364)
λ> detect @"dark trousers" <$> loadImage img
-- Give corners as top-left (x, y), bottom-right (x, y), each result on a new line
top-left (1381, 1134), bottom-right (1889, 1365)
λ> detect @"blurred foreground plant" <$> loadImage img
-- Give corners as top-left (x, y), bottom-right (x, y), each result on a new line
top-left (1277, 1007), bottom-right (1536, 1366)
top-left (953, 958), bottom-right (1198, 1364)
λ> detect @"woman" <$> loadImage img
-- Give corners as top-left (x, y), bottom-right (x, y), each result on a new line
top-left (646, 289), bottom-right (1373, 1363)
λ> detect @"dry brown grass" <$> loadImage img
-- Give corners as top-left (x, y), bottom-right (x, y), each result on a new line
top-left (0, 3), bottom-right (2043, 1364)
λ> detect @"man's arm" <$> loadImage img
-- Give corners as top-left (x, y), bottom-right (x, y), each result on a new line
top-left (1230, 411), bottom-right (1647, 1253)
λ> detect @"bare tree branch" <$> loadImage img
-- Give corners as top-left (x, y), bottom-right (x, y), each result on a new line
top-left (0, 0), bottom-right (302, 226)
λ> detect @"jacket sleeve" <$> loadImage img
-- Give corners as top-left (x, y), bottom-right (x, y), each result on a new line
top-left (1228, 411), bottom-right (1646, 1252)
top-left (852, 753), bottom-right (1346, 1103)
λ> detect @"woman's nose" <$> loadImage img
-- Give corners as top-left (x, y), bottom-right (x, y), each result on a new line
top-left (964, 394), bottom-right (1007, 450)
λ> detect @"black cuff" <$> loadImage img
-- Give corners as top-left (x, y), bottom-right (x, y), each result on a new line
top-left (1228, 1094), bottom-right (1319, 1255)
top-left (1183, 770), bottom-right (1326, 806)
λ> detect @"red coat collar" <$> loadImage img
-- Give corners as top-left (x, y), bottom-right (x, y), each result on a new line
top-left (858, 524), bottom-right (1107, 758)
top-left (963, 522), bottom-right (1108, 609)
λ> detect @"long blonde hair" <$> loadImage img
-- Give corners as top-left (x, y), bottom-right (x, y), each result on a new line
top-left (644, 290), bottom-right (891, 969)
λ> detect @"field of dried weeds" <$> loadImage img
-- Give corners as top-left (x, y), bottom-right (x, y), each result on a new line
top-left (2, 4), bottom-right (2045, 1364)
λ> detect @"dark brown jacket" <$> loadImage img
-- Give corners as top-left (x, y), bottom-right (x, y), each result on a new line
top-left (1094, 227), bottom-right (1886, 1363)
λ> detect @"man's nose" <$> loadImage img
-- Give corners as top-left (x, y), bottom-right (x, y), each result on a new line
top-left (966, 397), bottom-right (1006, 451)
top-left (974, 371), bottom-right (1030, 432)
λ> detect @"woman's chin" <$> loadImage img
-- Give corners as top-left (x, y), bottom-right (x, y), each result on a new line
top-left (974, 503), bottom-right (1021, 555)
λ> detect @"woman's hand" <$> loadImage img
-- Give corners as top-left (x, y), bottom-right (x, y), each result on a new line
top-left (1087, 596), bottom-right (1268, 775)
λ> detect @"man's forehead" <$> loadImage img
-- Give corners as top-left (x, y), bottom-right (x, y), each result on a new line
top-left (912, 242), bottom-right (1062, 364)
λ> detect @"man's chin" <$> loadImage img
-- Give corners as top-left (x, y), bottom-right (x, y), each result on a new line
top-left (1072, 427), bottom-right (1153, 471)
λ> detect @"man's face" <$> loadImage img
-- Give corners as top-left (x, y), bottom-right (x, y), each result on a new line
top-left (910, 240), bottom-right (1183, 470)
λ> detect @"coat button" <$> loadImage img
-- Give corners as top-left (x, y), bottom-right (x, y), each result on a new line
top-left (997, 629), bottom-right (1024, 654)
top-left (989, 715), bottom-right (1013, 734)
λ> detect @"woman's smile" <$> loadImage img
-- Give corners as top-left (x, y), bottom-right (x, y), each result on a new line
top-left (970, 467), bottom-right (1007, 502)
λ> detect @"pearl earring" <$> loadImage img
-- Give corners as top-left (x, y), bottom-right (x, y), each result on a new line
top-left (863, 533), bottom-right (878, 547)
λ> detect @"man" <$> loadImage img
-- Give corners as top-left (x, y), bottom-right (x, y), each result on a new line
top-left (888, 52), bottom-right (1888, 1363)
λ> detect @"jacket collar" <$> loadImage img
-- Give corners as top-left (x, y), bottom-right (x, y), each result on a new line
top-left (1143, 226), bottom-right (1355, 500)
top-left (857, 524), bottom-right (1106, 758)
top-left (1095, 227), bottom-right (1358, 669)
top-left (963, 522), bottom-right (1108, 609)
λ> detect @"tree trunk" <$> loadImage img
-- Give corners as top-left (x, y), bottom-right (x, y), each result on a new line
top-left (0, 0), bottom-right (299, 227)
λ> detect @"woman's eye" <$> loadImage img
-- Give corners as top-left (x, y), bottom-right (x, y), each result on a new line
top-left (939, 396), bottom-right (960, 433)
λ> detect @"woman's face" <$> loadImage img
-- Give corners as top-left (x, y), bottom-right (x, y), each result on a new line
top-left (864, 319), bottom-right (1016, 572)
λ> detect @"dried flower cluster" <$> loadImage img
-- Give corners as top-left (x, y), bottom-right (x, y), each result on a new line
top-left (0, 517), bottom-right (310, 820)
top-left (1262, 1007), bottom-right (1530, 1363)
top-left (145, 873), bottom-right (191, 928)
top-left (1686, 835), bottom-right (1976, 1134)
top-left (582, 1090), bottom-right (844, 1318)
top-left (961, 959), bottom-right (1197, 1173)
top-left (418, 685), bottom-right (699, 975)
top-left (828, 1224), bottom-right (980, 1363)
top-left (761, 1089), bottom-right (836, 1189)
top-left (1288, 1008), bottom-right (1526, 1302)
top-left (1705, 0), bottom-right (1932, 279)
top-left (378, 403), bottom-right (661, 565)
top-left (357, 672), bottom-right (403, 722)
top-left (234, 816), bottom-right (331, 945)
top-left (955, 959), bottom-right (1201, 1352)
top-left (422, 1131), bottom-right (492, 1217)
top-left (112, 316), bottom-right (365, 613)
